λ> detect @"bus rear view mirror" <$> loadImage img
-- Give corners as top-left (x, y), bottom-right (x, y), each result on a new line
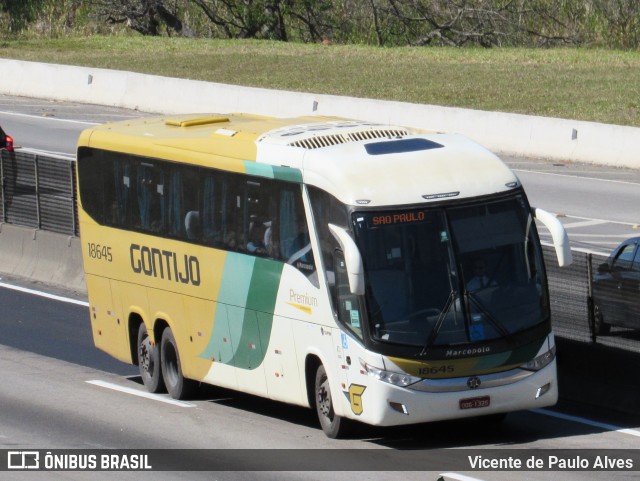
top-left (328, 224), bottom-right (365, 295)
top-left (533, 208), bottom-right (573, 267)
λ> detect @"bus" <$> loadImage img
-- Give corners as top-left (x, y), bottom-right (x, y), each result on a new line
top-left (76, 113), bottom-right (572, 438)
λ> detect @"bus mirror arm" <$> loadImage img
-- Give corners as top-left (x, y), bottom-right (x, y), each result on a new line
top-left (533, 207), bottom-right (573, 267)
top-left (328, 224), bottom-right (365, 295)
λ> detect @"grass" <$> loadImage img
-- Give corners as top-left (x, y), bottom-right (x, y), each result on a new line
top-left (1, 36), bottom-right (639, 126)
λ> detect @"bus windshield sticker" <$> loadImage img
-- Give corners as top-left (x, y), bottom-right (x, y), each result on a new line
top-left (350, 310), bottom-right (361, 328)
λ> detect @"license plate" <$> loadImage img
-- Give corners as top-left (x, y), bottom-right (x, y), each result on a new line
top-left (459, 395), bottom-right (490, 410)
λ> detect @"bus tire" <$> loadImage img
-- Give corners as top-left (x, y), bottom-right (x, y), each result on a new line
top-left (160, 327), bottom-right (196, 400)
top-left (137, 323), bottom-right (165, 393)
top-left (314, 364), bottom-right (349, 439)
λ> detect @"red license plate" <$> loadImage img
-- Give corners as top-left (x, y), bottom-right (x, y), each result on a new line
top-left (459, 395), bottom-right (490, 410)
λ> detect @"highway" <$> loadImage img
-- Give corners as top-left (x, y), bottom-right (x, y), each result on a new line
top-left (1, 93), bottom-right (638, 254)
top-left (0, 94), bottom-right (639, 480)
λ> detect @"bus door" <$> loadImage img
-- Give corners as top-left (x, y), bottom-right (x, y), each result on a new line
top-left (332, 252), bottom-right (368, 417)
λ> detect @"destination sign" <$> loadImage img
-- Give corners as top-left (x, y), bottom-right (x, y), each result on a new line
top-left (370, 210), bottom-right (426, 227)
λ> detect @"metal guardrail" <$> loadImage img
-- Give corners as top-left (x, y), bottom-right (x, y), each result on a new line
top-left (1, 150), bottom-right (638, 353)
top-left (0, 149), bottom-right (78, 236)
top-left (544, 245), bottom-right (640, 353)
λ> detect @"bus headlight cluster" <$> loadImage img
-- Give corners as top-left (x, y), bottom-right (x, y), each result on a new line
top-left (360, 360), bottom-right (420, 387)
top-left (521, 345), bottom-right (556, 372)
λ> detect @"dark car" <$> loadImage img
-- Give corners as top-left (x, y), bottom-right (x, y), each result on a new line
top-left (592, 237), bottom-right (640, 334)
top-left (0, 125), bottom-right (14, 151)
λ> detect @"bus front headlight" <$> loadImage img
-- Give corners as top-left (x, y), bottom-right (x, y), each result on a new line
top-left (521, 345), bottom-right (556, 372)
top-left (360, 359), bottom-right (420, 387)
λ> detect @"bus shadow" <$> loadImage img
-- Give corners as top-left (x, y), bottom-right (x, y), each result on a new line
top-left (125, 376), bottom-right (639, 449)
top-left (348, 410), bottom-right (640, 449)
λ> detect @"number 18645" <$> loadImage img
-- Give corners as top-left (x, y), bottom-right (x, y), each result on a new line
top-left (88, 243), bottom-right (113, 262)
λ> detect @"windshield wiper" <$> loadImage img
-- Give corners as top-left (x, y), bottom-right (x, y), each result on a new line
top-left (465, 291), bottom-right (511, 338)
top-left (419, 289), bottom-right (456, 357)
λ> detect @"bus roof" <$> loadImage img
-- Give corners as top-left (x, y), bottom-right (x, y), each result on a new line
top-left (78, 113), bottom-right (520, 207)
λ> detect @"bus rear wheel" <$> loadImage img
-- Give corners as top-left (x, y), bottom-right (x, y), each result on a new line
top-left (160, 327), bottom-right (196, 400)
top-left (315, 364), bottom-right (349, 439)
top-left (137, 323), bottom-right (165, 393)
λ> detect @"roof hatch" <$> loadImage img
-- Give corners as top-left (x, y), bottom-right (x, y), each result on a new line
top-left (164, 116), bottom-right (229, 128)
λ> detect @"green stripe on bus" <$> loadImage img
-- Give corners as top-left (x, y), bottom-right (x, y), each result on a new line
top-left (218, 253), bottom-right (255, 306)
top-left (475, 337), bottom-right (546, 372)
top-left (244, 161), bottom-right (274, 179)
top-left (504, 337), bottom-right (546, 365)
top-left (227, 258), bottom-right (283, 369)
top-left (272, 165), bottom-right (303, 183)
top-left (200, 253), bottom-right (283, 370)
top-left (245, 257), bottom-right (284, 313)
top-left (243, 161), bottom-right (303, 183)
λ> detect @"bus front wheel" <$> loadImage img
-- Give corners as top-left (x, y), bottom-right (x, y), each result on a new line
top-left (160, 327), bottom-right (196, 400)
top-left (137, 323), bottom-right (165, 393)
top-left (315, 364), bottom-right (349, 438)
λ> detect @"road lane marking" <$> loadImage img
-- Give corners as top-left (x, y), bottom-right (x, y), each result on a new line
top-left (513, 168), bottom-right (640, 186)
top-left (532, 408), bottom-right (640, 438)
top-left (562, 219), bottom-right (608, 229)
top-left (0, 109), bottom-right (100, 125)
top-left (0, 281), bottom-right (88, 307)
top-left (86, 380), bottom-right (196, 408)
top-left (555, 233), bottom-right (638, 238)
top-left (18, 147), bottom-right (76, 160)
top-left (559, 214), bottom-right (640, 227)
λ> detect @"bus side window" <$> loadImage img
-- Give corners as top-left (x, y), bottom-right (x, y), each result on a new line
top-left (180, 167), bottom-right (201, 241)
top-left (112, 158), bottom-right (132, 227)
top-left (201, 173), bottom-right (224, 246)
top-left (77, 148), bottom-right (104, 224)
top-left (135, 163), bottom-right (156, 231)
top-left (334, 251), bottom-right (364, 339)
top-left (280, 187), bottom-right (317, 281)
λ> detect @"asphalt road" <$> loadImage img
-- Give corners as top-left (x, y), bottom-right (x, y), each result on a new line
top-left (506, 157), bottom-right (640, 254)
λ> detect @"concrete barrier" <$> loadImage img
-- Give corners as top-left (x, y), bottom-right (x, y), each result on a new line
top-left (1, 59), bottom-right (639, 168)
top-left (0, 223), bottom-right (85, 292)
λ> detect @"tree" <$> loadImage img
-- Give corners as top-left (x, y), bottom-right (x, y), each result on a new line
top-left (592, 0), bottom-right (640, 49)
top-left (91, 0), bottom-right (194, 36)
top-left (190, 0), bottom-right (292, 40)
top-left (0, 0), bottom-right (47, 32)
top-left (1, 0), bottom-right (639, 49)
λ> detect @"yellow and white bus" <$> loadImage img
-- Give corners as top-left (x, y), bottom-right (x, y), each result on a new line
top-left (76, 113), bottom-right (571, 438)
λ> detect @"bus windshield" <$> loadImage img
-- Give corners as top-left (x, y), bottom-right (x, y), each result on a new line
top-left (353, 195), bottom-right (548, 350)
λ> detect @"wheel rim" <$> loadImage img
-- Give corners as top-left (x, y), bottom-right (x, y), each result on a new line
top-left (317, 377), bottom-right (333, 421)
top-left (139, 336), bottom-right (153, 375)
top-left (138, 335), bottom-right (156, 378)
